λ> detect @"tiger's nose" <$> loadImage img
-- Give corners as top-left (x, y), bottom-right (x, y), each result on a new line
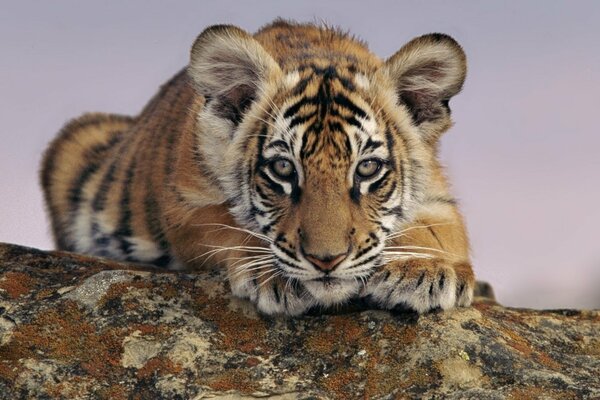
top-left (304, 251), bottom-right (348, 273)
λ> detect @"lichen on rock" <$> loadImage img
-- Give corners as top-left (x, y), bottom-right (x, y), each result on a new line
top-left (0, 242), bottom-right (599, 399)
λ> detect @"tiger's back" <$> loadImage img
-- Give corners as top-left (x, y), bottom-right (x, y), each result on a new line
top-left (41, 71), bottom-right (199, 267)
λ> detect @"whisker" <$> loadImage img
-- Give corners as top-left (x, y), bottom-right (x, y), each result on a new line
top-left (231, 263), bottom-right (275, 279)
top-left (231, 257), bottom-right (274, 271)
top-left (381, 251), bottom-right (435, 257)
top-left (187, 245), bottom-right (271, 266)
top-left (201, 244), bottom-right (272, 252)
top-left (226, 254), bottom-right (272, 266)
top-left (385, 222), bottom-right (454, 240)
top-left (191, 223), bottom-right (273, 243)
top-left (384, 245), bottom-right (452, 256)
top-left (261, 270), bottom-right (283, 285)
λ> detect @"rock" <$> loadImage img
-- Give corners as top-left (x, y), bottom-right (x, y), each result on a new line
top-left (0, 242), bottom-right (599, 399)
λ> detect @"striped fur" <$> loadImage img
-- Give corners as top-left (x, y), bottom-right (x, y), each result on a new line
top-left (41, 20), bottom-right (475, 315)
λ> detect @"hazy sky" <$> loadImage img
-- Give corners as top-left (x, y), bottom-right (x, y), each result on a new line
top-left (1, 1), bottom-right (599, 309)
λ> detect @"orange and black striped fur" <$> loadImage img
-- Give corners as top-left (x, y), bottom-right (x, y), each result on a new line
top-left (41, 20), bottom-right (475, 315)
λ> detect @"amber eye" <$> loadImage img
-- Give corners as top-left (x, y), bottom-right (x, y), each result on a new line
top-left (356, 159), bottom-right (382, 178)
top-left (270, 159), bottom-right (295, 179)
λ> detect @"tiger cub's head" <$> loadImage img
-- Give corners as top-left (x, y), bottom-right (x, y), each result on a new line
top-left (188, 23), bottom-right (466, 307)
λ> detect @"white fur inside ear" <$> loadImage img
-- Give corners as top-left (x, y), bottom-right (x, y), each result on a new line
top-left (188, 25), bottom-right (282, 99)
top-left (378, 34), bottom-right (466, 140)
top-left (385, 35), bottom-right (466, 99)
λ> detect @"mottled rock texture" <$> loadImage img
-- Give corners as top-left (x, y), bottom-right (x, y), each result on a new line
top-left (0, 242), bottom-right (599, 399)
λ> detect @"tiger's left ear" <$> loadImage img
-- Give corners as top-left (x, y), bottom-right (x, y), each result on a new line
top-left (380, 33), bottom-right (466, 143)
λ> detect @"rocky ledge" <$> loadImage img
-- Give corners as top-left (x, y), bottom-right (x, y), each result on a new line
top-left (0, 243), bottom-right (599, 399)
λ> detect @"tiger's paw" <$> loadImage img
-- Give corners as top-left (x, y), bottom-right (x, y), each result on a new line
top-left (361, 258), bottom-right (474, 313)
top-left (229, 270), bottom-right (314, 316)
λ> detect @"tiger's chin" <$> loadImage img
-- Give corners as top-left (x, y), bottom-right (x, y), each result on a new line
top-left (303, 277), bottom-right (361, 308)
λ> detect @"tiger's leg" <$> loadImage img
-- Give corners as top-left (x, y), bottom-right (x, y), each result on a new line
top-left (228, 262), bottom-right (314, 316)
top-left (213, 236), bottom-right (314, 316)
top-left (362, 209), bottom-right (475, 313)
top-left (166, 208), bottom-right (315, 316)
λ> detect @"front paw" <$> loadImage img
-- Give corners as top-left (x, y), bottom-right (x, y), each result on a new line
top-left (229, 269), bottom-right (314, 316)
top-left (361, 258), bottom-right (474, 313)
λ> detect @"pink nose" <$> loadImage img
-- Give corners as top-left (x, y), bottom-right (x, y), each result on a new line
top-left (305, 252), bottom-right (348, 272)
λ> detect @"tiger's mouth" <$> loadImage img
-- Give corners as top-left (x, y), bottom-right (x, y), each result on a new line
top-left (312, 275), bottom-right (336, 283)
top-left (302, 276), bottom-right (363, 306)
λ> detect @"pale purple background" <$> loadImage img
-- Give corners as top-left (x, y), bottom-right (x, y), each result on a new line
top-left (1, 1), bottom-right (599, 309)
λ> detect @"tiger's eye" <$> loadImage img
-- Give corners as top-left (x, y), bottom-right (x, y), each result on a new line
top-left (356, 159), bottom-right (382, 178)
top-left (270, 159), bottom-right (295, 179)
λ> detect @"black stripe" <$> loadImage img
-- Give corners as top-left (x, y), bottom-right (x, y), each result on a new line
top-left (274, 243), bottom-right (300, 261)
top-left (345, 116), bottom-right (362, 129)
top-left (353, 243), bottom-right (376, 260)
top-left (416, 272), bottom-right (425, 287)
top-left (350, 184), bottom-right (361, 204)
top-left (272, 282), bottom-right (281, 303)
top-left (260, 212), bottom-right (283, 235)
top-left (383, 205), bottom-right (403, 218)
top-left (266, 140), bottom-right (291, 152)
top-left (333, 94), bottom-right (367, 118)
top-left (384, 129), bottom-right (397, 171)
top-left (347, 253), bottom-right (380, 270)
top-left (428, 226), bottom-right (445, 250)
top-left (327, 120), bottom-right (344, 133)
top-left (368, 170), bottom-right (392, 193)
top-left (152, 254), bottom-right (172, 268)
top-left (276, 258), bottom-right (303, 270)
top-left (289, 113), bottom-right (315, 130)
top-left (143, 122), bottom-right (172, 263)
top-left (114, 157), bottom-right (137, 255)
top-left (283, 96), bottom-right (318, 119)
top-left (337, 76), bottom-right (355, 91)
top-left (164, 126), bottom-right (180, 178)
top-left (316, 77), bottom-right (333, 120)
top-left (69, 135), bottom-right (122, 213)
top-left (258, 170), bottom-right (285, 195)
top-left (254, 125), bottom-right (269, 169)
top-left (249, 202), bottom-right (266, 217)
top-left (300, 129), bottom-right (319, 160)
top-left (92, 161), bottom-right (117, 211)
top-left (144, 196), bottom-right (170, 251)
top-left (364, 137), bottom-right (384, 152)
top-left (330, 107), bottom-right (366, 130)
top-left (292, 75), bottom-right (312, 96)
top-left (254, 183), bottom-right (273, 207)
top-left (68, 164), bottom-right (100, 212)
top-left (380, 180), bottom-right (398, 206)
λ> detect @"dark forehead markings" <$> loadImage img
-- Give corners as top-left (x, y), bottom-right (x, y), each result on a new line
top-left (299, 71), bottom-right (343, 161)
top-left (332, 94), bottom-right (367, 118)
top-left (363, 137), bottom-right (384, 153)
top-left (266, 139), bottom-right (290, 152)
top-left (279, 64), bottom-right (371, 164)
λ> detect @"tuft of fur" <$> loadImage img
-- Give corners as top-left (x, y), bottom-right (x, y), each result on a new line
top-left (41, 20), bottom-right (475, 316)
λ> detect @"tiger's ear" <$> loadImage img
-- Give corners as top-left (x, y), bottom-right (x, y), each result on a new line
top-left (188, 25), bottom-right (281, 124)
top-left (381, 33), bottom-right (466, 143)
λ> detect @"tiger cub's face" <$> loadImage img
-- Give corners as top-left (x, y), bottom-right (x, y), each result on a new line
top-left (189, 25), bottom-right (466, 308)
top-left (242, 68), bottom-right (422, 305)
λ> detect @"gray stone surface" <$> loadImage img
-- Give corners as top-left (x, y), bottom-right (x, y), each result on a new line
top-left (0, 242), bottom-right (599, 399)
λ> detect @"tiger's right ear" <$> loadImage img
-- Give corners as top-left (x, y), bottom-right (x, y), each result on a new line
top-left (188, 25), bottom-right (281, 124)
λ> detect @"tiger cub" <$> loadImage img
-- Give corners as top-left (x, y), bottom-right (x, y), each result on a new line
top-left (41, 20), bottom-right (475, 315)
